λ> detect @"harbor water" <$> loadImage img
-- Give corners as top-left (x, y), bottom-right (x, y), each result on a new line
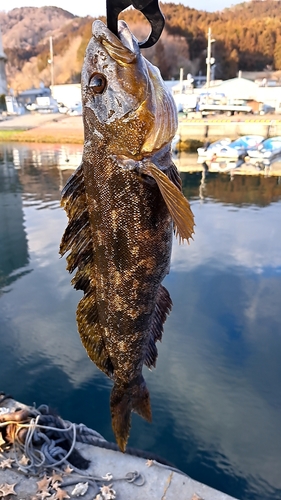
top-left (0, 143), bottom-right (281, 500)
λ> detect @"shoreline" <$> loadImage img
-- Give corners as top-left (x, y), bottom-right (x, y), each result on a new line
top-left (1, 111), bottom-right (281, 151)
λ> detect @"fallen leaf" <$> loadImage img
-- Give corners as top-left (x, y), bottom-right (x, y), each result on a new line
top-left (51, 471), bottom-right (63, 485)
top-left (0, 482), bottom-right (17, 496)
top-left (0, 457), bottom-right (14, 469)
top-left (63, 465), bottom-right (73, 475)
top-left (71, 482), bottom-right (88, 496)
top-left (39, 490), bottom-right (51, 500)
top-left (19, 454), bottom-right (30, 466)
top-left (52, 481), bottom-right (61, 491)
top-left (52, 487), bottom-right (70, 500)
top-left (37, 474), bottom-right (50, 492)
top-left (146, 459), bottom-right (154, 467)
top-left (99, 484), bottom-right (116, 500)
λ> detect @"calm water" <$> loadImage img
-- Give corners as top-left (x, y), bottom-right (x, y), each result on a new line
top-left (0, 143), bottom-right (281, 500)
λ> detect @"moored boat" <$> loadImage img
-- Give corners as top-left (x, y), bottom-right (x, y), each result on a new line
top-left (198, 135), bottom-right (264, 162)
top-left (245, 136), bottom-right (281, 166)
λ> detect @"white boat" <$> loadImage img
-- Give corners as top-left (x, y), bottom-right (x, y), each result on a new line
top-left (245, 136), bottom-right (281, 166)
top-left (198, 135), bottom-right (264, 161)
top-left (197, 138), bottom-right (232, 159)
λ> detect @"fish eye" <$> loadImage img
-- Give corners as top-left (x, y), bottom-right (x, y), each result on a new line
top-left (88, 73), bottom-right (107, 94)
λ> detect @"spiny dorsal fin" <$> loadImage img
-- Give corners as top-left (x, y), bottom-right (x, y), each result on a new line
top-left (144, 284), bottom-right (172, 369)
top-left (60, 164), bottom-right (113, 377)
top-left (77, 293), bottom-right (114, 377)
top-left (60, 165), bottom-right (92, 265)
top-left (140, 161), bottom-right (195, 244)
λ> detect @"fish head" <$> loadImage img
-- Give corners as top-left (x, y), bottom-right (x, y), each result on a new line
top-left (81, 20), bottom-right (178, 158)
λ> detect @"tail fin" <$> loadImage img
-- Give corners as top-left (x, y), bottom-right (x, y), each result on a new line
top-left (110, 377), bottom-right (152, 452)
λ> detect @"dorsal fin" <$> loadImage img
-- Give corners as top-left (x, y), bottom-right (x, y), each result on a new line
top-left (60, 164), bottom-right (92, 272)
top-left (77, 293), bottom-right (114, 376)
top-left (59, 164), bottom-right (113, 377)
top-left (144, 284), bottom-right (172, 369)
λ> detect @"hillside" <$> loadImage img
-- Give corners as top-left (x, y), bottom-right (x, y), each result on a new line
top-left (1, 1), bottom-right (281, 93)
top-left (0, 6), bottom-right (93, 92)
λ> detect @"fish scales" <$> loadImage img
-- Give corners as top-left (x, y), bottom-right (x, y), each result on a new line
top-left (60, 19), bottom-right (195, 451)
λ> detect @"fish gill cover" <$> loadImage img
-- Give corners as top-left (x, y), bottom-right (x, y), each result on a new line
top-left (59, 18), bottom-right (195, 452)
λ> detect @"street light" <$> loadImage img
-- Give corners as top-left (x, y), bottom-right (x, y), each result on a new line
top-left (48, 36), bottom-right (54, 95)
top-left (206, 27), bottom-right (215, 89)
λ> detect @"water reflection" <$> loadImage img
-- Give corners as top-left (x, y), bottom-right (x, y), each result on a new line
top-left (11, 143), bottom-right (82, 171)
top-left (0, 154), bottom-right (30, 291)
top-left (0, 143), bottom-right (281, 500)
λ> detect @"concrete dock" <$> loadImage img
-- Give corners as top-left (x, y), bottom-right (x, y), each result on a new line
top-left (0, 395), bottom-right (238, 500)
top-left (177, 115), bottom-right (281, 142)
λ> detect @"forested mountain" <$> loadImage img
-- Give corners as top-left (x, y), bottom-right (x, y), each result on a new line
top-left (1, 1), bottom-right (281, 93)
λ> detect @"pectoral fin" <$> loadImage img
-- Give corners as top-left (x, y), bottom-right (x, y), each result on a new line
top-left (140, 162), bottom-right (195, 243)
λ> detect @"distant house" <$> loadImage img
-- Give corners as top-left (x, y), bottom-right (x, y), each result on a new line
top-left (17, 85), bottom-right (51, 106)
top-left (170, 75), bottom-right (281, 113)
top-left (51, 84), bottom-right (81, 109)
top-left (207, 77), bottom-right (258, 101)
top-left (212, 77), bottom-right (281, 111)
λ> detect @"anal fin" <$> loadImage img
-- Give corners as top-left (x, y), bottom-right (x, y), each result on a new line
top-left (144, 284), bottom-right (172, 369)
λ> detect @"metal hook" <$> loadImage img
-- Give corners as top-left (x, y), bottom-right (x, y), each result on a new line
top-left (106, 0), bottom-right (165, 48)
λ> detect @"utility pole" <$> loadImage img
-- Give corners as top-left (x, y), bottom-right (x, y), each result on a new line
top-left (179, 67), bottom-right (184, 94)
top-left (49, 36), bottom-right (54, 94)
top-left (206, 27), bottom-right (215, 89)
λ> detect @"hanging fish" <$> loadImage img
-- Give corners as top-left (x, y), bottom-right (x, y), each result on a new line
top-left (60, 19), bottom-right (195, 452)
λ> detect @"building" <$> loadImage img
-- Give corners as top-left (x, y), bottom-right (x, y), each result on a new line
top-left (0, 26), bottom-right (7, 95)
top-left (51, 84), bottom-right (82, 108)
top-left (171, 75), bottom-right (281, 113)
top-left (17, 85), bottom-right (51, 106)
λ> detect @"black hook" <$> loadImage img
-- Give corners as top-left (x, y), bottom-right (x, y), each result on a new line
top-left (106, 0), bottom-right (165, 48)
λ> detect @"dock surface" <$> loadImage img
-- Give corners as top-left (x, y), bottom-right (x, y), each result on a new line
top-left (0, 395), bottom-right (238, 500)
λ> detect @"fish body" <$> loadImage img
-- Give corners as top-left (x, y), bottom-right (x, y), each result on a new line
top-left (60, 20), bottom-right (194, 451)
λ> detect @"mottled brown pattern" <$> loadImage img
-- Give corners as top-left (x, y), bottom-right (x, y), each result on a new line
top-left (60, 19), bottom-right (194, 451)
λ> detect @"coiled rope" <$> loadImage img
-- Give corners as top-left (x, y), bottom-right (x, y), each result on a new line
top-left (0, 403), bottom-right (106, 474)
top-left (0, 396), bottom-right (186, 477)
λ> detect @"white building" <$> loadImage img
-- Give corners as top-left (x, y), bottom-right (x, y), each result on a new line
top-left (0, 26), bottom-right (7, 95)
top-left (171, 76), bottom-right (281, 112)
top-left (51, 84), bottom-right (81, 108)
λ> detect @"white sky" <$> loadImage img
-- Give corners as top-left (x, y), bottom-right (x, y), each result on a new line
top-left (0, 0), bottom-right (245, 17)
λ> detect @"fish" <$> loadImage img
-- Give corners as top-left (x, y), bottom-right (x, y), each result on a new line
top-left (59, 19), bottom-right (195, 452)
